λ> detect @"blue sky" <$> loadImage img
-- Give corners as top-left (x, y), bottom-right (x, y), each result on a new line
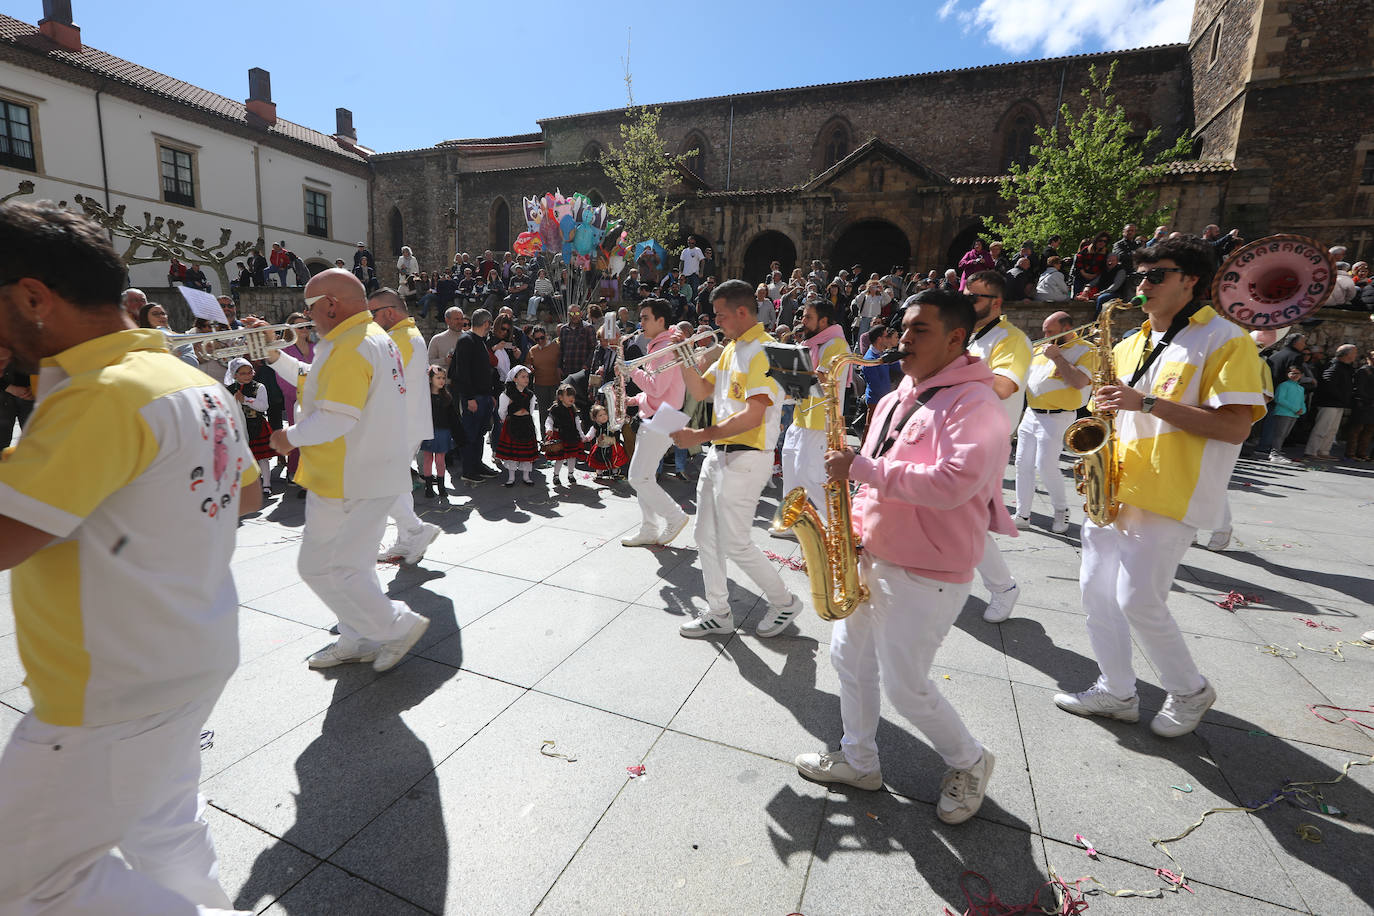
top-left (35, 0), bottom-right (1192, 154)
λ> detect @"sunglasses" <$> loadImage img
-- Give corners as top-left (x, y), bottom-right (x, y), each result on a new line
top-left (1132, 267), bottom-right (1186, 284)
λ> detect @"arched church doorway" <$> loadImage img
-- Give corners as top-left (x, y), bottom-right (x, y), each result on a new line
top-left (946, 223), bottom-right (988, 271)
top-left (830, 219), bottom-right (910, 282)
top-left (742, 231), bottom-right (796, 285)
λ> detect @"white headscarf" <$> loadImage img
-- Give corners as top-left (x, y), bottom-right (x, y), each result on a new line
top-left (223, 357), bottom-right (253, 386)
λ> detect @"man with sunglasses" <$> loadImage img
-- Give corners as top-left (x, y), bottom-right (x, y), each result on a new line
top-left (962, 270), bottom-right (1031, 624)
top-left (262, 269), bottom-right (430, 672)
top-left (1054, 238), bottom-right (1266, 738)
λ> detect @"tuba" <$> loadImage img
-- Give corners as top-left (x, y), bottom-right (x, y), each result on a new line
top-left (771, 349), bottom-right (902, 620)
top-left (1062, 298), bottom-right (1139, 526)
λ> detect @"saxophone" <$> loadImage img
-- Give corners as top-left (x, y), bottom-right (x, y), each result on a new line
top-left (771, 348), bottom-right (901, 620)
top-left (1062, 296), bottom-right (1141, 526)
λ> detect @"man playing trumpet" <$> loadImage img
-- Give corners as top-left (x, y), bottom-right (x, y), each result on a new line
top-left (1013, 311), bottom-right (1094, 533)
top-left (793, 288), bottom-right (1013, 824)
top-left (621, 298), bottom-right (690, 547)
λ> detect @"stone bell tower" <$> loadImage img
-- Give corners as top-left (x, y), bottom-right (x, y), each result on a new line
top-left (1188, 0), bottom-right (1374, 256)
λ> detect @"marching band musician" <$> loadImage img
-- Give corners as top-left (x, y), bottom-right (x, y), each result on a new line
top-left (963, 270), bottom-right (1032, 623)
top-left (1054, 237), bottom-right (1266, 737)
top-left (777, 298), bottom-right (851, 529)
top-left (1012, 311), bottom-right (1095, 534)
top-left (620, 298), bottom-right (691, 547)
top-left (670, 280), bottom-right (802, 639)
top-left (0, 202), bottom-right (258, 913)
top-left (369, 288), bottom-right (442, 565)
top-left (794, 288), bottom-right (1012, 824)
top-left (262, 270), bottom-right (430, 673)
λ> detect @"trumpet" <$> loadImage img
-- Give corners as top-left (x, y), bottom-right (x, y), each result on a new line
top-left (617, 328), bottom-right (725, 377)
top-left (1030, 320), bottom-right (1099, 348)
top-left (170, 322), bottom-right (311, 361)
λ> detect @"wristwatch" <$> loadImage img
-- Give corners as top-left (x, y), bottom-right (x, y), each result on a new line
top-left (1141, 395), bottom-right (1158, 414)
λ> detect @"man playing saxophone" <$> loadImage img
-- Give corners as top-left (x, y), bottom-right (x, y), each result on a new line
top-left (671, 280), bottom-right (801, 638)
top-left (1012, 311), bottom-right (1094, 534)
top-left (794, 288), bottom-right (1014, 825)
top-left (1054, 237), bottom-right (1266, 737)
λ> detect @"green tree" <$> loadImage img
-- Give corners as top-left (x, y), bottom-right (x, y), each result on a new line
top-left (601, 104), bottom-right (695, 252)
top-left (984, 62), bottom-right (1194, 253)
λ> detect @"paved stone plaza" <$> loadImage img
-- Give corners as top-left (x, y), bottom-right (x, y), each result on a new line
top-left (1, 454), bottom-right (1371, 915)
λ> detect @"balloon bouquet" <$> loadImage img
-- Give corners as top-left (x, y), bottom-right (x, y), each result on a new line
top-left (515, 190), bottom-right (634, 319)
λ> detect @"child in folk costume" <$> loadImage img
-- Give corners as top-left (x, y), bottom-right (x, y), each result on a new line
top-left (543, 383), bottom-right (588, 486)
top-left (493, 365), bottom-right (540, 486)
top-left (419, 366), bottom-right (462, 498)
top-left (224, 357), bottom-right (273, 498)
top-left (585, 402), bottom-right (628, 479)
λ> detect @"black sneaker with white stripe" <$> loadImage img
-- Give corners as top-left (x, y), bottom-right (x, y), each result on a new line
top-left (679, 611), bottom-right (734, 639)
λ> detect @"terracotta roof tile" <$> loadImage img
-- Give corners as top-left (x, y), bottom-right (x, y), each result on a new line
top-left (0, 13), bottom-right (366, 163)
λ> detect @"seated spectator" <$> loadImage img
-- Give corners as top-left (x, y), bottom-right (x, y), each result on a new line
top-left (167, 257), bottom-right (188, 286)
top-left (1004, 257), bottom-right (1032, 302)
top-left (1092, 253), bottom-right (1129, 314)
top-left (1035, 256), bottom-right (1070, 301)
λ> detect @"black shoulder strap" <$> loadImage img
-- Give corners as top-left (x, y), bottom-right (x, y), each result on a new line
top-left (866, 386), bottom-right (948, 459)
top-left (1129, 300), bottom-right (1202, 387)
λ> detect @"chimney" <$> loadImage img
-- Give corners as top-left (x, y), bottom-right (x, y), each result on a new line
top-left (335, 108), bottom-right (357, 144)
top-left (245, 67), bottom-right (277, 127)
top-left (38, 0), bottom-right (82, 52)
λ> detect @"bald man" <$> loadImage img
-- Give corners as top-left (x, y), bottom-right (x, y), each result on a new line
top-left (263, 270), bottom-right (429, 671)
top-left (1012, 311), bottom-right (1094, 540)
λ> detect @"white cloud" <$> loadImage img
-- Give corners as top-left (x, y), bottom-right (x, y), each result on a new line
top-left (937, 0), bottom-right (960, 20)
top-left (963, 0), bottom-right (1192, 57)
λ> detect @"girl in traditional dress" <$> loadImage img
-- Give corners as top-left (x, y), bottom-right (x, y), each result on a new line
top-left (493, 365), bottom-right (540, 486)
top-left (419, 366), bottom-right (462, 497)
top-left (224, 357), bottom-right (273, 498)
top-left (584, 402), bottom-right (628, 480)
top-left (543, 383), bottom-right (587, 486)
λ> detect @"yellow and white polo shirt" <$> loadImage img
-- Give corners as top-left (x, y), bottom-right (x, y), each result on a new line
top-left (0, 329), bottom-right (257, 727)
top-left (1113, 305), bottom-right (1267, 528)
top-left (1026, 337), bottom-right (1096, 411)
top-left (967, 315), bottom-right (1032, 430)
top-left (388, 316), bottom-right (433, 446)
top-left (702, 322), bottom-right (781, 451)
top-left (287, 311), bottom-right (410, 499)
top-left (793, 334), bottom-right (851, 431)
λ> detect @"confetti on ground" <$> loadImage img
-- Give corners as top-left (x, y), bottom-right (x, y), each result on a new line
top-left (1295, 617), bottom-right (1341, 631)
top-left (865, 812), bottom-right (881, 822)
top-left (1170, 783), bottom-right (1194, 793)
top-left (1248, 729), bottom-right (1273, 737)
top-left (1309, 704), bottom-right (1374, 731)
top-left (1074, 834), bottom-right (1099, 858)
top-left (1296, 824), bottom-right (1323, 843)
top-left (1216, 590), bottom-right (1261, 611)
top-left (200, 729), bottom-right (214, 751)
top-left (539, 739), bottom-right (577, 763)
top-left (1256, 644), bottom-right (1297, 658)
top-left (626, 764), bottom-right (647, 777)
top-left (1154, 868), bottom-right (1193, 894)
top-left (763, 550), bottom-right (807, 572)
top-left (1299, 640), bottom-right (1374, 662)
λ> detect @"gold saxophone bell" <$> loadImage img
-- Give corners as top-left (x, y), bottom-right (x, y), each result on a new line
top-left (770, 349), bottom-right (902, 620)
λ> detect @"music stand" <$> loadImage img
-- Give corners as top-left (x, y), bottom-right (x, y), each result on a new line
top-left (764, 343), bottom-right (820, 399)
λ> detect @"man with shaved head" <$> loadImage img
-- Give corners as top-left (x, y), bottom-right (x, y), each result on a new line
top-left (1012, 310), bottom-right (1094, 536)
top-left (262, 269), bottom-right (429, 672)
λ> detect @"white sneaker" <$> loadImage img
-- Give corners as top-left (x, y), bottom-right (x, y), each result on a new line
top-left (1269, 453), bottom-right (1294, 464)
top-left (756, 593), bottom-right (802, 638)
top-left (621, 528), bottom-right (660, 547)
top-left (1012, 514), bottom-right (1031, 530)
top-left (937, 750), bottom-right (995, 824)
top-left (378, 541), bottom-right (408, 562)
top-left (679, 611), bottom-right (734, 639)
top-left (1363, 630), bottom-right (1374, 644)
top-left (659, 513), bottom-right (691, 546)
top-left (794, 749), bottom-right (882, 790)
top-left (982, 583), bottom-right (1019, 623)
top-left (307, 640), bottom-right (377, 669)
top-left (1203, 528), bottom-right (1232, 551)
top-left (1051, 508), bottom-right (1070, 534)
top-left (1053, 683), bottom-right (1140, 722)
top-left (400, 523), bottom-right (441, 565)
top-left (373, 615), bottom-right (430, 672)
top-left (769, 527), bottom-right (798, 541)
top-left (1150, 678), bottom-right (1216, 737)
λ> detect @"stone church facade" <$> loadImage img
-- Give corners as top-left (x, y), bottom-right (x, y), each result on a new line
top-left (369, 0), bottom-right (1374, 287)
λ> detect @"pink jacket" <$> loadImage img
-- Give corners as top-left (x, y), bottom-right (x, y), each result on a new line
top-left (849, 353), bottom-right (1016, 583)
top-left (628, 330), bottom-right (685, 418)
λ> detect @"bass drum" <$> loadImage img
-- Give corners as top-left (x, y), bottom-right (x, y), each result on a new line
top-left (1210, 234), bottom-right (1336, 330)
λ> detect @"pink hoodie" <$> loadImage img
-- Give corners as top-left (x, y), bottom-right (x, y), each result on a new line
top-left (627, 329), bottom-right (686, 418)
top-left (849, 353), bottom-right (1016, 583)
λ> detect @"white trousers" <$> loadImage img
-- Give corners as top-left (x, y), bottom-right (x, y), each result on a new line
top-left (694, 447), bottom-right (789, 614)
top-left (627, 426), bottom-right (683, 533)
top-left (975, 532), bottom-right (1014, 594)
top-left (1014, 408), bottom-right (1074, 516)
top-left (781, 425), bottom-right (828, 521)
top-left (1080, 504), bottom-right (1204, 698)
top-left (0, 690), bottom-right (248, 915)
top-left (300, 492), bottom-right (425, 649)
top-left (832, 555), bottom-right (980, 773)
top-left (387, 441), bottom-right (425, 543)
top-left (1303, 406), bottom-right (1342, 457)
